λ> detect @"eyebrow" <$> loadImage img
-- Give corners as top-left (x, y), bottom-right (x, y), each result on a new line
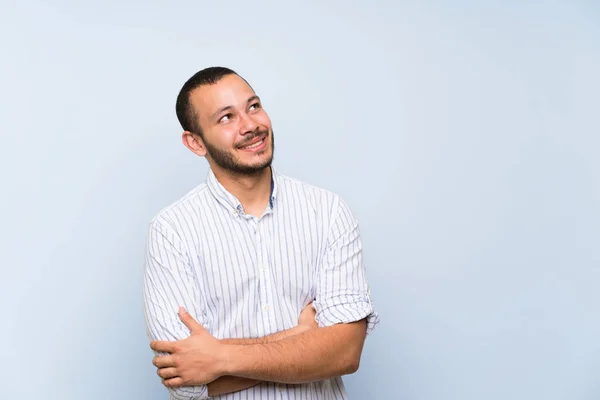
top-left (211, 95), bottom-right (261, 121)
top-left (247, 95), bottom-right (260, 104)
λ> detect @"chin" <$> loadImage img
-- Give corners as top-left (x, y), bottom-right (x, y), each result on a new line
top-left (250, 156), bottom-right (273, 171)
top-left (241, 148), bottom-right (272, 163)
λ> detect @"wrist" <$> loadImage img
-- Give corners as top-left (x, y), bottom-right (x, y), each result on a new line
top-left (218, 344), bottom-right (237, 376)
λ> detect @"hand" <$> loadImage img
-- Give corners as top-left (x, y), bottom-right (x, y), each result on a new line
top-left (150, 307), bottom-right (226, 387)
top-left (298, 301), bottom-right (318, 330)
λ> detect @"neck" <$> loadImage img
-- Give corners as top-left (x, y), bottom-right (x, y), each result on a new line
top-left (212, 165), bottom-right (272, 217)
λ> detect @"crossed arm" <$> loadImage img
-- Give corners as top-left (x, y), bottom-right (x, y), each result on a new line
top-left (198, 308), bottom-right (316, 396)
top-left (151, 307), bottom-right (367, 397)
top-left (205, 316), bottom-right (313, 396)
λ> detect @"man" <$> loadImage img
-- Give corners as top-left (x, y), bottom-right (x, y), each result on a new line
top-left (143, 66), bottom-right (379, 399)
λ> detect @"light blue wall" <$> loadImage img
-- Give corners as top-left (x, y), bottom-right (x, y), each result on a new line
top-left (1, 1), bottom-right (599, 399)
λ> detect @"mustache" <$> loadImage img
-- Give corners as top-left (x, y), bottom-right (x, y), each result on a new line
top-left (236, 129), bottom-right (269, 148)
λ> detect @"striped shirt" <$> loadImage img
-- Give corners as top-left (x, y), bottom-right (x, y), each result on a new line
top-left (142, 166), bottom-right (379, 400)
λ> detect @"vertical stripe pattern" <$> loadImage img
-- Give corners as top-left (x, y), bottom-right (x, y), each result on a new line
top-left (143, 167), bottom-right (379, 400)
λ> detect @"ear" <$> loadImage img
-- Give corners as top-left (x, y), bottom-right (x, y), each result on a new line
top-left (182, 131), bottom-right (207, 157)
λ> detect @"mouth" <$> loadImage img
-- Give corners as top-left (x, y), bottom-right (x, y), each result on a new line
top-left (239, 133), bottom-right (268, 152)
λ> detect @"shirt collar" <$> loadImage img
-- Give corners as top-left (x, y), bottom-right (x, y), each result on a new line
top-left (206, 166), bottom-right (278, 215)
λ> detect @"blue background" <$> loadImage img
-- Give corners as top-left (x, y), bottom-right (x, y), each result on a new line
top-left (1, 1), bottom-right (599, 399)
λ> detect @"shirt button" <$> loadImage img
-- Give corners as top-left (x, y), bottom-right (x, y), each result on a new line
top-left (262, 265), bottom-right (268, 272)
top-left (263, 304), bottom-right (269, 311)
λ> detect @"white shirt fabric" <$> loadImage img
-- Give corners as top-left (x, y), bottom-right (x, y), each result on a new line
top-left (143, 166), bottom-right (379, 399)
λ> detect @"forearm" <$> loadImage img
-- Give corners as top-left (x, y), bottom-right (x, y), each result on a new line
top-left (209, 324), bottom-right (311, 395)
top-left (220, 325), bottom-right (309, 345)
top-left (222, 319), bottom-right (367, 384)
top-left (208, 376), bottom-right (259, 397)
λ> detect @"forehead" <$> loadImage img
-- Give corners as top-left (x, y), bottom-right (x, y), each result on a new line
top-left (189, 74), bottom-right (256, 118)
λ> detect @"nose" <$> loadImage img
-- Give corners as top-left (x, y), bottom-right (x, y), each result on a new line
top-left (238, 112), bottom-right (258, 135)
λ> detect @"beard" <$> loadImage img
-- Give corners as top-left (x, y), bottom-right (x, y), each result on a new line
top-left (204, 129), bottom-right (274, 176)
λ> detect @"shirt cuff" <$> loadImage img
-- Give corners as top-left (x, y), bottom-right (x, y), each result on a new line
top-left (314, 294), bottom-right (380, 335)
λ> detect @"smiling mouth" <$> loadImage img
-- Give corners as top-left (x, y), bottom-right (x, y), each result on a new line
top-left (239, 133), bottom-right (268, 150)
top-left (241, 139), bottom-right (264, 150)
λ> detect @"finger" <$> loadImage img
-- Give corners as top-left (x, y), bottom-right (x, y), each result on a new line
top-left (178, 307), bottom-right (205, 334)
top-left (163, 377), bottom-right (185, 388)
top-left (150, 340), bottom-right (176, 353)
top-left (153, 354), bottom-right (176, 368)
top-left (157, 367), bottom-right (179, 379)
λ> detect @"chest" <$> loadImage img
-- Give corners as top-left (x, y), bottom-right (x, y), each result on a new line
top-left (191, 206), bottom-right (328, 332)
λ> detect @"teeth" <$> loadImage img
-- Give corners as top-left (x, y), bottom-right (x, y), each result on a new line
top-left (243, 139), bottom-right (263, 149)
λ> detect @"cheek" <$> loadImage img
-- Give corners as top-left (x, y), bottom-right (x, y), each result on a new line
top-left (209, 127), bottom-right (237, 147)
top-left (256, 112), bottom-right (272, 129)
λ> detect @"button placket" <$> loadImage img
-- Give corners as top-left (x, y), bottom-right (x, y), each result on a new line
top-left (260, 219), bottom-right (278, 334)
top-left (256, 219), bottom-right (270, 314)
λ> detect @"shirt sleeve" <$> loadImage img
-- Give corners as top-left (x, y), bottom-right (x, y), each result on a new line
top-left (313, 196), bottom-right (380, 335)
top-left (142, 217), bottom-right (210, 400)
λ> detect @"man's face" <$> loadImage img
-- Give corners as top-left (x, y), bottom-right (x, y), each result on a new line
top-left (189, 74), bottom-right (274, 175)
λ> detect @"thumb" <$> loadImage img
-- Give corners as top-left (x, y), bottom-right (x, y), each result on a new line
top-left (178, 307), bottom-right (205, 334)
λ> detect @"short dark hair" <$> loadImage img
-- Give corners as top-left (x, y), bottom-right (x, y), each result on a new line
top-left (175, 66), bottom-right (238, 135)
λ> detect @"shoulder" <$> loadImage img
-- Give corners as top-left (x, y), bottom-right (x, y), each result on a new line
top-left (275, 171), bottom-right (353, 218)
top-left (277, 170), bottom-right (336, 198)
top-left (148, 181), bottom-right (210, 235)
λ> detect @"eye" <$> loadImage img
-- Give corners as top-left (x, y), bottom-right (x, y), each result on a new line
top-left (219, 113), bottom-right (233, 123)
top-left (249, 102), bottom-right (261, 111)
